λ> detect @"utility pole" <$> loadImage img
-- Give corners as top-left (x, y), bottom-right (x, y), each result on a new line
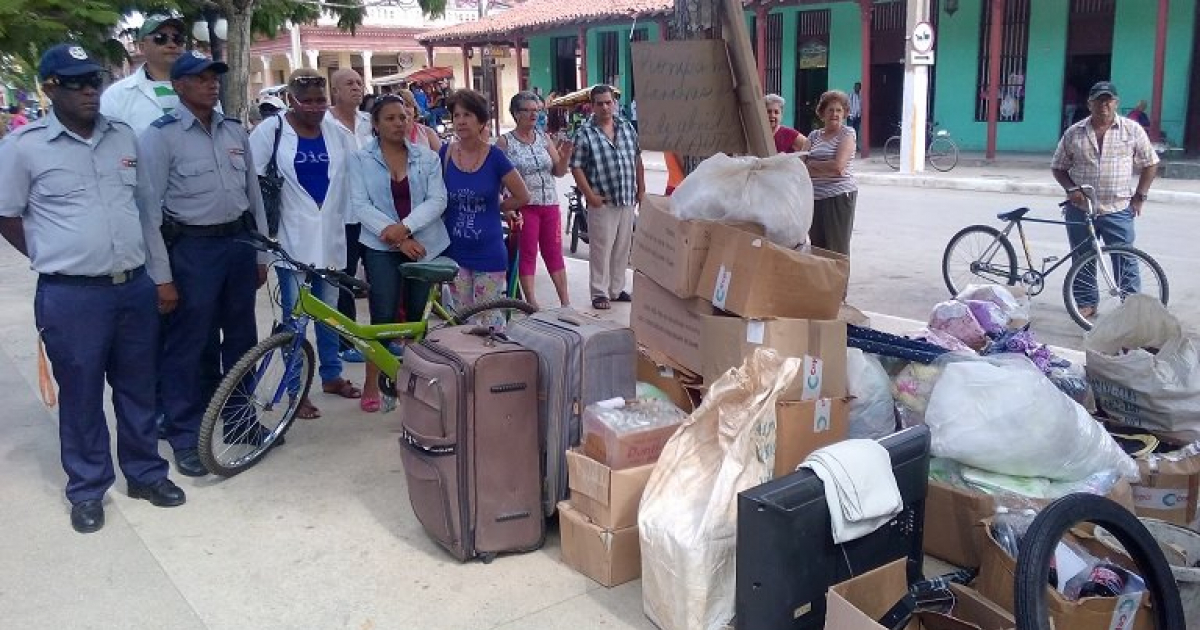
top-left (899, 0), bottom-right (933, 174)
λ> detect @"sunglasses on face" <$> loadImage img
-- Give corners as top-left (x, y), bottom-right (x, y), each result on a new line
top-left (150, 32), bottom-right (186, 46)
top-left (49, 73), bottom-right (104, 91)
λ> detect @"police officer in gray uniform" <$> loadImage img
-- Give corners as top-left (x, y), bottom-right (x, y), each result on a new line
top-left (0, 43), bottom-right (186, 533)
top-left (137, 51), bottom-right (270, 477)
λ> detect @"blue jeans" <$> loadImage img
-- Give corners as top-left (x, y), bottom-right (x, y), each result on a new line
top-left (1064, 204), bottom-right (1139, 307)
top-left (276, 268), bottom-right (343, 384)
top-left (361, 248), bottom-right (430, 325)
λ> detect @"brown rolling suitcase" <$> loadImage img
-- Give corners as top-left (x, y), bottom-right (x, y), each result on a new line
top-left (397, 327), bottom-right (544, 562)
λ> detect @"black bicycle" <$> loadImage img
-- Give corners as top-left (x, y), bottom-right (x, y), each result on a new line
top-left (941, 185), bottom-right (1168, 330)
top-left (565, 185), bottom-right (589, 253)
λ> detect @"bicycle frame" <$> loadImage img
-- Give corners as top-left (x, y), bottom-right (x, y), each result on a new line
top-left (994, 210), bottom-right (1118, 289)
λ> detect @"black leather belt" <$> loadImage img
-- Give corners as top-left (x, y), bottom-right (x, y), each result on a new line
top-left (176, 213), bottom-right (251, 237)
top-left (42, 266), bottom-right (145, 286)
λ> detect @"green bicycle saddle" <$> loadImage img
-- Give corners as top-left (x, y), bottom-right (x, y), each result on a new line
top-left (398, 257), bottom-right (460, 283)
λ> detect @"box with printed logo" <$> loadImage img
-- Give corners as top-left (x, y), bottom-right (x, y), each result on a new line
top-left (773, 397), bottom-right (850, 478)
top-left (697, 223), bottom-right (849, 320)
top-left (1131, 443), bottom-right (1200, 528)
top-left (700, 315), bottom-right (847, 401)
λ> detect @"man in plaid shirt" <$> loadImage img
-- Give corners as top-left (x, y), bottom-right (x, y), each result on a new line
top-left (570, 85), bottom-right (645, 310)
top-left (1051, 80), bottom-right (1158, 319)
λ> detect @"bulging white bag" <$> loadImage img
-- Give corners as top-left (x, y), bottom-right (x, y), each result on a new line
top-left (670, 153), bottom-right (814, 248)
top-left (1085, 295), bottom-right (1200, 441)
top-left (924, 354), bottom-right (1138, 482)
top-left (846, 348), bottom-right (897, 439)
top-left (639, 348), bottom-right (801, 630)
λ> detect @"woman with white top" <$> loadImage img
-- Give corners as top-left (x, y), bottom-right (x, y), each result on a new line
top-left (249, 69), bottom-right (361, 419)
top-left (496, 90), bottom-right (573, 309)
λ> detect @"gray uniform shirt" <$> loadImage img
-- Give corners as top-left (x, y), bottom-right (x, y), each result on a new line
top-left (0, 112), bottom-right (150, 276)
top-left (136, 106), bottom-right (268, 283)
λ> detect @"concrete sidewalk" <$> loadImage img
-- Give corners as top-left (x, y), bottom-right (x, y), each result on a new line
top-left (638, 151), bottom-right (1200, 205)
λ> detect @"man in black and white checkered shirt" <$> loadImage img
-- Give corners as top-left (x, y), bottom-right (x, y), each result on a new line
top-left (570, 84), bottom-right (645, 310)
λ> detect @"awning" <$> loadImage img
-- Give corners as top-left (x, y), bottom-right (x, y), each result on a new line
top-left (371, 66), bottom-right (454, 87)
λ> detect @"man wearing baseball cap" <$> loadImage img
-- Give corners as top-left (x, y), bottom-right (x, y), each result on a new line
top-left (0, 43), bottom-right (187, 533)
top-left (137, 50), bottom-right (271, 478)
top-left (100, 13), bottom-right (186, 133)
top-left (1052, 80), bottom-right (1159, 321)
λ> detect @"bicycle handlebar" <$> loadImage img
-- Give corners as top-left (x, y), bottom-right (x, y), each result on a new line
top-left (244, 232), bottom-right (371, 294)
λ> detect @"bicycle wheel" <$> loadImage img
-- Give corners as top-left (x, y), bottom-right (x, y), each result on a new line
top-left (445, 297), bottom-right (538, 328)
top-left (1062, 244), bottom-right (1169, 331)
top-left (569, 211), bottom-right (581, 253)
top-left (941, 225), bottom-right (1018, 296)
top-left (1014, 493), bottom-right (1185, 630)
top-left (883, 136), bottom-right (902, 170)
top-left (198, 331), bottom-right (314, 477)
top-left (928, 137), bottom-right (959, 172)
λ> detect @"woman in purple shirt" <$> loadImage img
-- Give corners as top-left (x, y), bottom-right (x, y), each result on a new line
top-left (439, 89), bottom-right (530, 328)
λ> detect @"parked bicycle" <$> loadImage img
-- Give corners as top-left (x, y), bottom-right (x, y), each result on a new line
top-left (565, 185), bottom-right (589, 253)
top-left (198, 232), bottom-right (536, 476)
top-left (941, 185), bottom-right (1168, 330)
top-left (883, 122), bottom-right (959, 172)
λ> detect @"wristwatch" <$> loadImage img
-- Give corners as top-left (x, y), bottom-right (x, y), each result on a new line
top-left (1132, 191), bottom-right (1148, 202)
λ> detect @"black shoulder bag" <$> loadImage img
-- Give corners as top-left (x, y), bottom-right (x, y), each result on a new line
top-left (258, 115), bottom-right (284, 236)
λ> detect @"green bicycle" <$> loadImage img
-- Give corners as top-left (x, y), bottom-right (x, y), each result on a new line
top-left (197, 232), bottom-right (536, 476)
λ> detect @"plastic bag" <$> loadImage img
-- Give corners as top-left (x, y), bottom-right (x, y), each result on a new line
top-left (846, 349), bottom-right (896, 439)
top-left (956, 284), bottom-right (1030, 328)
top-left (891, 362), bottom-right (945, 427)
top-left (910, 327), bottom-right (976, 354)
top-left (965, 300), bottom-right (1008, 334)
top-left (671, 153), bottom-right (814, 248)
top-left (924, 354), bottom-right (1138, 482)
top-left (639, 348), bottom-right (802, 630)
top-left (928, 300), bottom-right (987, 349)
top-left (1084, 294), bottom-right (1200, 440)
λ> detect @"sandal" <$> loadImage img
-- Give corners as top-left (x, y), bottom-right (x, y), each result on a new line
top-left (297, 397), bottom-right (321, 419)
top-left (360, 396), bottom-right (381, 413)
top-left (322, 377), bottom-right (362, 399)
top-left (613, 291), bottom-right (632, 302)
top-left (592, 295), bottom-right (611, 310)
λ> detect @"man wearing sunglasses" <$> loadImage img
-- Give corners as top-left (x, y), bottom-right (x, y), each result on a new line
top-left (0, 43), bottom-right (188, 533)
top-left (137, 51), bottom-right (272, 477)
top-left (100, 14), bottom-right (186, 134)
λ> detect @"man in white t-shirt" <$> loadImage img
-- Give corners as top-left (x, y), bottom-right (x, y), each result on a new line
top-left (100, 14), bottom-right (186, 134)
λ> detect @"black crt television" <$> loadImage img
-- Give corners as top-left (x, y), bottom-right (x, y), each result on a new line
top-left (734, 425), bottom-right (931, 630)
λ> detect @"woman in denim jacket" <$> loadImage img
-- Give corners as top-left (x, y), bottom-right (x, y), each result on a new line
top-left (348, 94), bottom-right (449, 412)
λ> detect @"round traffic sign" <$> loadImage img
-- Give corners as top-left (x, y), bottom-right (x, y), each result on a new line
top-left (912, 21), bottom-right (935, 54)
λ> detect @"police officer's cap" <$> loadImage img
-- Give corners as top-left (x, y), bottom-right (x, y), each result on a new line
top-left (171, 50), bottom-right (229, 81)
top-left (38, 44), bottom-right (103, 81)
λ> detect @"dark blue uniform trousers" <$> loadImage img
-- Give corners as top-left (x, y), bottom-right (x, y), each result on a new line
top-left (34, 273), bottom-right (168, 504)
top-left (160, 234), bottom-right (259, 453)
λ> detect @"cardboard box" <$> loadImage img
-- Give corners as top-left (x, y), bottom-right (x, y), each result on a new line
top-left (700, 315), bottom-right (847, 401)
top-left (1131, 445), bottom-right (1200, 528)
top-left (773, 398), bottom-right (850, 478)
top-left (558, 501), bottom-right (641, 587)
top-left (923, 479), bottom-right (1136, 568)
top-left (637, 348), bottom-right (701, 413)
top-left (566, 449), bottom-right (655, 530)
top-left (697, 223), bottom-right (849, 320)
top-left (826, 559), bottom-right (1015, 630)
top-left (630, 272), bottom-right (711, 374)
top-left (581, 401), bottom-right (683, 470)
top-left (630, 195), bottom-right (715, 298)
top-left (974, 521), bottom-right (1152, 630)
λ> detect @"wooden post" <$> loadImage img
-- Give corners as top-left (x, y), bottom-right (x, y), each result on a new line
top-left (514, 37), bottom-right (525, 91)
top-left (720, 0), bottom-right (775, 156)
top-left (858, 0), bottom-right (872, 157)
top-left (1150, 0), bottom-right (1168, 141)
top-left (578, 27), bottom-right (588, 88)
top-left (657, 18), bottom-right (671, 41)
top-left (462, 46), bottom-right (472, 87)
top-left (985, 0), bottom-right (1005, 159)
top-left (755, 6), bottom-right (768, 88)
top-left (425, 45), bottom-right (435, 69)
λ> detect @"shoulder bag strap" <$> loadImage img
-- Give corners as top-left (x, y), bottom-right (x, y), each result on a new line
top-left (266, 115), bottom-right (284, 175)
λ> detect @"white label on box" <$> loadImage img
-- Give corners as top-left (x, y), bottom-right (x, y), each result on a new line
top-left (1108, 591), bottom-right (1143, 630)
top-left (745, 320), bottom-right (765, 344)
top-left (801, 355), bottom-right (823, 401)
top-left (1132, 486), bottom-right (1190, 510)
top-left (814, 398), bottom-right (832, 432)
top-left (712, 265), bottom-right (732, 310)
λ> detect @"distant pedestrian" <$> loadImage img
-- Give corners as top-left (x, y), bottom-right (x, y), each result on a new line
top-left (765, 93), bottom-right (808, 154)
top-left (848, 82), bottom-right (862, 134)
top-left (806, 90), bottom-right (859, 256)
top-left (570, 84), bottom-right (645, 310)
top-left (1128, 99), bottom-right (1151, 133)
top-left (1051, 81), bottom-right (1159, 321)
top-left (7, 104), bottom-right (28, 131)
top-left (0, 43), bottom-right (186, 533)
top-left (136, 51), bottom-right (271, 477)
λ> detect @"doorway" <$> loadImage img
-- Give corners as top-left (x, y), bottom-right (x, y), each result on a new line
top-left (868, 0), bottom-right (906, 147)
top-left (1062, 0), bottom-right (1115, 131)
top-left (552, 36), bottom-right (579, 94)
top-left (793, 9), bottom-right (830, 134)
top-left (1186, 1), bottom-right (1200, 153)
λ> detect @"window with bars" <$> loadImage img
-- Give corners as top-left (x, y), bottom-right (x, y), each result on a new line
top-left (599, 31), bottom-right (620, 87)
top-left (975, 0), bottom-right (1032, 122)
top-left (765, 13), bottom-right (783, 96)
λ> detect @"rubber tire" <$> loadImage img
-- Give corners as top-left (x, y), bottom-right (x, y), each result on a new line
top-left (1061, 244), bottom-right (1170, 331)
top-left (883, 136), bottom-right (902, 170)
top-left (198, 332), bottom-right (314, 477)
top-left (448, 298), bottom-right (537, 326)
top-left (941, 224), bottom-right (1018, 296)
top-left (569, 212), bottom-right (581, 253)
top-left (1014, 493), bottom-right (1185, 630)
top-left (928, 137), bottom-right (959, 172)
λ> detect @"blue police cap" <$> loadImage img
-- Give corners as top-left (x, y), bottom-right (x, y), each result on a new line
top-left (39, 44), bottom-right (103, 81)
top-left (171, 50), bottom-right (229, 80)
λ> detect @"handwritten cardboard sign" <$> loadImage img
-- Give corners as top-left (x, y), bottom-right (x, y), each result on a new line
top-left (631, 40), bottom-right (747, 156)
